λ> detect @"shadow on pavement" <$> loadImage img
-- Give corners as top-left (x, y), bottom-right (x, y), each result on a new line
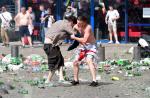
top-left (79, 81), bottom-right (113, 87)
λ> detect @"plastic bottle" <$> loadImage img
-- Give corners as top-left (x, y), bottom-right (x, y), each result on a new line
top-left (96, 41), bottom-right (101, 48)
top-left (32, 61), bottom-right (40, 72)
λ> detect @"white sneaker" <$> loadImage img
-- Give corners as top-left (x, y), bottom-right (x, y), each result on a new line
top-left (45, 79), bottom-right (50, 84)
top-left (139, 38), bottom-right (149, 47)
top-left (115, 41), bottom-right (120, 44)
top-left (45, 80), bottom-right (55, 87)
top-left (108, 41), bottom-right (113, 44)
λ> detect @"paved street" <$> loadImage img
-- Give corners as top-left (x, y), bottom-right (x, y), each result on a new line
top-left (0, 42), bottom-right (149, 98)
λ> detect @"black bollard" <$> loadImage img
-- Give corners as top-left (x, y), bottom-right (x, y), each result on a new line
top-left (11, 45), bottom-right (19, 57)
top-left (133, 46), bottom-right (141, 61)
top-left (98, 46), bottom-right (105, 61)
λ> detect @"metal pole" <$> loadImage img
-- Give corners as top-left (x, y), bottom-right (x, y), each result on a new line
top-left (56, 0), bottom-right (62, 20)
top-left (133, 46), bottom-right (141, 61)
top-left (19, 0), bottom-right (22, 10)
top-left (104, 0), bottom-right (109, 10)
top-left (98, 46), bottom-right (105, 61)
top-left (25, 0), bottom-right (28, 8)
top-left (17, 0), bottom-right (23, 13)
top-left (56, 0), bottom-right (59, 20)
top-left (90, 0), bottom-right (94, 32)
top-left (125, 0), bottom-right (128, 43)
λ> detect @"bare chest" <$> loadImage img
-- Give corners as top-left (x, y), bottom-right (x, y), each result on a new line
top-left (19, 14), bottom-right (29, 20)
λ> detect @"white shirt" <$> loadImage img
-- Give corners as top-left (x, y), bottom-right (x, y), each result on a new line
top-left (105, 10), bottom-right (119, 24)
top-left (26, 11), bottom-right (34, 35)
top-left (47, 15), bottom-right (54, 28)
top-left (0, 11), bottom-right (12, 27)
top-left (26, 11), bottom-right (35, 22)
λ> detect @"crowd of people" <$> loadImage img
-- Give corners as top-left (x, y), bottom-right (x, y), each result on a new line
top-left (0, 1), bottom-right (122, 47)
top-left (0, 4), bottom-right (56, 47)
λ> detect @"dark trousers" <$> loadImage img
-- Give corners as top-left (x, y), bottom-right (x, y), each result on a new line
top-left (43, 44), bottom-right (64, 71)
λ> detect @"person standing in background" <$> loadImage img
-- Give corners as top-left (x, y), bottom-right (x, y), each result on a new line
top-left (39, 4), bottom-right (47, 43)
top-left (14, 7), bottom-right (33, 47)
top-left (63, 6), bottom-right (75, 44)
top-left (43, 8), bottom-right (55, 31)
top-left (0, 6), bottom-right (12, 47)
top-left (27, 6), bottom-right (35, 36)
top-left (105, 5), bottom-right (120, 44)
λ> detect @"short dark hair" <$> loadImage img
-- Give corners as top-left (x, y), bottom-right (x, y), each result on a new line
top-left (66, 16), bottom-right (77, 24)
top-left (21, 6), bottom-right (26, 9)
top-left (40, 4), bottom-right (44, 7)
top-left (1, 6), bottom-right (7, 12)
top-left (109, 5), bottom-right (114, 8)
top-left (77, 16), bottom-right (88, 23)
top-left (28, 6), bottom-right (32, 9)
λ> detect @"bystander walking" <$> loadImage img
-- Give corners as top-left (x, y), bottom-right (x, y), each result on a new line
top-left (0, 6), bottom-right (12, 47)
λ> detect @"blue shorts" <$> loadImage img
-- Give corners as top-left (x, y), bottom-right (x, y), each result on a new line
top-left (19, 26), bottom-right (30, 37)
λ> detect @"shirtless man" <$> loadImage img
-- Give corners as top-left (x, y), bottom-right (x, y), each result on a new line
top-left (71, 16), bottom-right (98, 87)
top-left (14, 7), bottom-right (33, 47)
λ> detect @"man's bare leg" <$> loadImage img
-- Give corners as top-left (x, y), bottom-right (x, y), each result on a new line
top-left (108, 31), bottom-right (113, 43)
top-left (71, 61), bottom-right (80, 85)
top-left (113, 29), bottom-right (119, 44)
top-left (73, 61), bottom-right (79, 81)
top-left (1, 28), bottom-right (6, 45)
top-left (27, 36), bottom-right (33, 46)
top-left (58, 66), bottom-right (71, 84)
top-left (86, 58), bottom-right (96, 82)
top-left (4, 31), bottom-right (9, 45)
top-left (45, 70), bottom-right (55, 83)
top-left (58, 66), bottom-right (65, 81)
top-left (21, 37), bottom-right (25, 46)
top-left (86, 57), bottom-right (98, 87)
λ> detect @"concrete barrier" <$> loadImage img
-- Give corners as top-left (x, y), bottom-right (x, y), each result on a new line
top-left (133, 46), bottom-right (141, 61)
top-left (98, 46), bottom-right (105, 61)
top-left (101, 44), bottom-right (137, 60)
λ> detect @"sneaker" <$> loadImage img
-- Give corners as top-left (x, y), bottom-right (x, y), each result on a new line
top-left (58, 80), bottom-right (71, 85)
top-left (45, 82), bottom-right (55, 87)
top-left (71, 80), bottom-right (79, 86)
top-left (1, 44), bottom-right (5, 46)
top-left (89, 81), bottom-right (98, 87)
top-left (5, 44), bottom-right (9, 47)
top-left (21, 45), bottom-right (25, 48)
top-left (30, 46), bottom-right (34, 48)
top-left (108, 41), bottom-right (113, 44)
top-left (115, 41), bottom-right (120, 44)
top-left (45, 79), bottom-right (50, 84)
top-left (45, 80), bottom-right (55, 87)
